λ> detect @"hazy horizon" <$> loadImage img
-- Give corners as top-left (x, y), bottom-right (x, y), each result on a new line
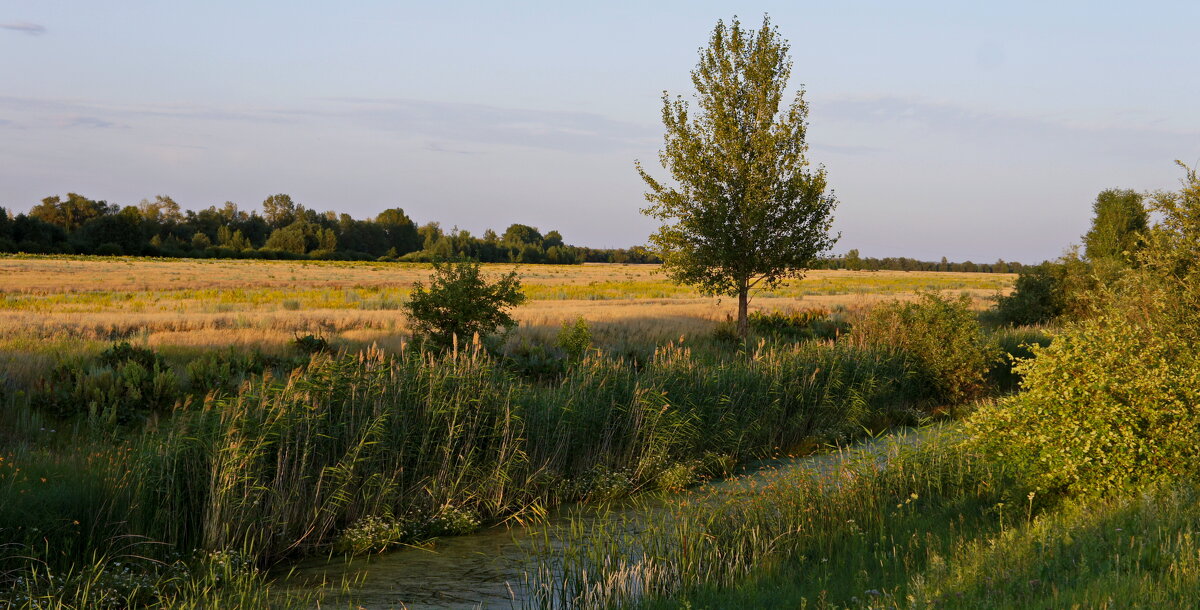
top-left (3, 1), bottom-right (1198, 263)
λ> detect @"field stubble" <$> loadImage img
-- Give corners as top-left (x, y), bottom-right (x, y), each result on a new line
top-left (0, 256), bottom-right (1012, 386)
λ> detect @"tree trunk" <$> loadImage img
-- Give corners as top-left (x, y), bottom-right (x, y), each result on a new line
top-left (737, 284), bottom-right (750, 341)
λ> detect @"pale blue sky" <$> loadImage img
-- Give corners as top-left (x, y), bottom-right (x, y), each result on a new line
top-left (2, 1), bottom-right (1198, 262)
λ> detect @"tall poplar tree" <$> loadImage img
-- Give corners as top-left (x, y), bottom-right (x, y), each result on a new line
top-left (637, 15), bottom-right (838, 339)
top-left (1083, 188), bottom-right (1147, 265)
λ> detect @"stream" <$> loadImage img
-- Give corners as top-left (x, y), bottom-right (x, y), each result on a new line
top-left (277, 428), bottom-right (925, 609)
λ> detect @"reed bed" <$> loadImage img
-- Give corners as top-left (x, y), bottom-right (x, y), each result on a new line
top-left (1, 338), bottom-right (920, 605)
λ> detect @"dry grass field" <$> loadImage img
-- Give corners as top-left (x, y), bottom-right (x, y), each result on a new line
top-left (0, 255), bottom-right (1014, 384)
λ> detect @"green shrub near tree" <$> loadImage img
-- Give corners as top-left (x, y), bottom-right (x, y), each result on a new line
top-left (854, 293), bottom-right (1000, 406)
top-left (970, 308), bottom-right (1200, 498)
top-left (404, 260), bottom-right (527, 348)
top-left (972, 162), bottom-right (1200, 499)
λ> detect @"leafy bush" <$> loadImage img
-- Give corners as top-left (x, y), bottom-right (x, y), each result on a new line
top-left (405, 260), bottom-right (527, 348)
top-left (35, 344), bottom-right (180, 422)
top-left (556, 317), bottom-right (592, 363)
top-left (710, 315), bottom-right (741, 345)
top-left (93, 242), bottom-right (124, 256)
top-left (36, 359), bottom-right (180, 423)
top-left (656, 461), bottom-right (698, 491)
top-left (425, 505), bottom-right (481, 537)
top-left (993, 262), bottom-right (1066, 326)
top-left (334, 515), bottom-right (412, 555)
top-left (854, 293), bottom-right (1000, 405)
top-left (993, 254), bottom-right (1099, 326)
top-left (502, 340), bottom-right (567, 379)
top-left (969, 310), bottom-right (1200, 498)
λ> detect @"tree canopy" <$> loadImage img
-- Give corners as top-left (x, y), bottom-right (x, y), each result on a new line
top-left (1083, 188), bottom-right (1147, 265)
top-left (404, 260), bottom-right (527, 348)
top-left (637, 15), bottom-right (838, 338)
top-left (0, 193), bottom-right (651, 264)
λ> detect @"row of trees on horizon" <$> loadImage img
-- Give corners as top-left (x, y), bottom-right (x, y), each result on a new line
top-left (0, 193), bottom-right (660, 264)
top-left (0, 192), bottom-right (1028, 271)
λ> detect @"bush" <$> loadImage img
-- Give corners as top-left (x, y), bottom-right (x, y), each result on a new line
top-left (556, 317), bottom-right (592, 363)
top-left (502, 340), bottom-right (567, 379)
top-left (854, 293), bottom-right (1000, 405)
top-left (405, 260), bottom-right (526, 348)
top-left (993, 262), bottom-right (1066, 326)
top-left (36, 359), bottom-right (180, 423)
top-left (993, 254), bottom-right (1100, 326)
top-left (711, 315), bottom-right (741, 345)
top-left (93, 242), bottom-right (125, 256)
top-left (969, 310), bottom-right (1200, 498)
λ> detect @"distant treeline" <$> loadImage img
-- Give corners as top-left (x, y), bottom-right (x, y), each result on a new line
top-left (0, 193), bottom-right (1023, 270)
top-left (0, 193), bottom-right (660, 264)
top-left (814, 249), bottom-right (1029, 273)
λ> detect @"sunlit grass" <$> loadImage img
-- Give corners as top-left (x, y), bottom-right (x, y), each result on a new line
top-left (523, 426), bottom-right (1200, 609)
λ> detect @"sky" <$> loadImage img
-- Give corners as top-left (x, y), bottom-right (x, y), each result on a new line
top-left (2, 1), bottom-right (1198, 263)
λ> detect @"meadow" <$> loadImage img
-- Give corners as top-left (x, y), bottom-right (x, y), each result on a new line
top-left (12, 248), bottom-right (1197, 609)
top-left (0, 254), bottom-right (1028, 608)
top-left (0, 255), bottom-right (1010, 387)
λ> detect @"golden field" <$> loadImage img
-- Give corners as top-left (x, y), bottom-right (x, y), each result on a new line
top-left (0, 255), bottom-right (1014, 384)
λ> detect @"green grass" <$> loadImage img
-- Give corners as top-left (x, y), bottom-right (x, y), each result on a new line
top-left (525, 427), bottom-right (1200, 609)
top-left (1, 337), bottom-right (926, 606)
top-left (0, 296), bottom-right (1055, 610)
top-left (522, 427), bottom-right (1004, 608)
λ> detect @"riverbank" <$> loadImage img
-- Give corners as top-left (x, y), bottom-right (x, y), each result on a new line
top-left (278, 427), bottom-right (935, 608)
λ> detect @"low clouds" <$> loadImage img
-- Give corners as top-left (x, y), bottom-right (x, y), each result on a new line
top-left (0, 96), bottom-right (656, 153)
top-left (319, 97), bottom-right (658, 154)
top-left (1, 21), bottom-right (45, 35)
top-left (0, 96), bottom-right (293, 131)
top-left (60, 116), bottom-right (118, 129)
top-left (424, 142), bottom-right (481, 155)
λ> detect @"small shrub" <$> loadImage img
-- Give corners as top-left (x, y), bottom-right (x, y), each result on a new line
top-left (94, 242), bottom-right (124, 256)
top-left (711, 315), bottom-right (741, 345)
top-left (425, 505), bottom-right (481, 537)
top-left (334, 515), bottom-right (412, 555)
top-left (993, 254), bottom-right (1098, 326)
top-left (854, 293), bottom-right (1000, 406)
top-left (656, 461), bottom-right (698, 492)
top-left (993, 262), bottom-right (1066, 326)
top-left (34, 344), bottom-right (180, 422)
top-left (556, 317), bottom-right (592, 363)
top-left (572, 465), bottom-right (636, 503)
top-left (405, 260), bottom-right (526, 348)
top-left (184, 350), bottom-right (276, 395)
